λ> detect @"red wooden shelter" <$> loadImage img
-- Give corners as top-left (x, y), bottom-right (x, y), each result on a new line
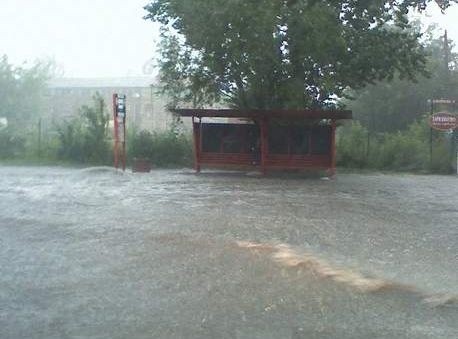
top-left (173, 109), bottom-right (352, 176)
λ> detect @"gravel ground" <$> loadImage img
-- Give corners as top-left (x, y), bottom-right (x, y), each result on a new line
top-left (0, 166), bottom-right (457, 338)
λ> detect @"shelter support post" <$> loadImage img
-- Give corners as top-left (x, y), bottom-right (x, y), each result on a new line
top-left (329, 119), bottom-right (337, 178)
top-left (192, 116), bottom-right (201, 173)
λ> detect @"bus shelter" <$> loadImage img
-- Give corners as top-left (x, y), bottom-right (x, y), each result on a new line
top-left (173, 109), bottom-right (352, 176)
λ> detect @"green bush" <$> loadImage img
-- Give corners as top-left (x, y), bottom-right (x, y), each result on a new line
top-left (129, 129), bottom-right (193, 167)
top-left (0, 128), bottom-right (25, 158)
top-left (376, 120), bottom-right (427, 170)
top-left (0, 123), bottom-right (62, 163)
top-left (337, 118), bottom-right (455, 173)
top-left (56, 118), bottom-right (85, 162)
top-left (430, 134), bottom-right (453, 173)
top-left (129, 130), bottom-right (155, 159)
top-left (336, 122), bottom-right (369, 168)
top-left (56, 94), bottom-right (110, 164)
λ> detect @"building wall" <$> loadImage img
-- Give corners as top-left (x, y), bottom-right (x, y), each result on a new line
top-left (45, 81), bottom-right (183, 132)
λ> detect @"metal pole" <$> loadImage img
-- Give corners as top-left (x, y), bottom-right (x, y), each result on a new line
top-left (37, 118), bottom-right (42, 157)
top-left (455, 129), bottom-right (458, 175)
top-left (430, 100), bottom-right (434, 169)
top-left (444, 30), bottom-right (450, 95)
top-left (453, 102), bottom-right (457, 175)
top-left (150, 84), bottom-right (154, 130)
top-left (122, 117), bottom-right (126, 172)
top-left (113, 94), bottom-right (119, 169)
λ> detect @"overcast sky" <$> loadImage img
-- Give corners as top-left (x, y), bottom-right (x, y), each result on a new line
top-left (1, 0), bottom-right (457, 78)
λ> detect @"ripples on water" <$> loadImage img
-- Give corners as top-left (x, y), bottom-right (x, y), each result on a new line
top-left (0, 166), bottom-right (457, 297)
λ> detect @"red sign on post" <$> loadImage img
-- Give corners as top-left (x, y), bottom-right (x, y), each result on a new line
top-left (429, 112), bottom-right (457, 131)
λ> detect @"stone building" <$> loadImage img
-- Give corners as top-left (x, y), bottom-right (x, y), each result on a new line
top-left (46, 77), bottom-right (177, 131)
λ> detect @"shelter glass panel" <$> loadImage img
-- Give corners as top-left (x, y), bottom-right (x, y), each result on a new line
top-left (201, 123), bottom-right (258, 154)
top-left (290, 126), bottom-right (310, 155)
top-left (311, 127), bottom-right (331, 155)
top-left (221, 124), bottom-right (243, 153)
top-left (268, 125), bottom-right (289, 154)
top-left (201, 124), bottom-right (224, 153)
top-left (245, 124), bottom-right (260, 154)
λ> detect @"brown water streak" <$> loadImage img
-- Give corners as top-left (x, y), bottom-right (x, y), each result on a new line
top-left (236, 241), bottom-right (457, 308)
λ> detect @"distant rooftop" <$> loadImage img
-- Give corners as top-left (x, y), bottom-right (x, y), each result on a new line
top-left (47, 76), bottom-right (158, 89)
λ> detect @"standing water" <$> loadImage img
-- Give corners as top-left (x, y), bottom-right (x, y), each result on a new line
top-left (0, 166), bottom-right (457, 338)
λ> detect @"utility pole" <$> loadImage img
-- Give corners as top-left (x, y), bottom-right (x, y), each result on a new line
top-left (430, 99), bottom-right (434, 169)
top-left (150, 84), bottom-right (154, 130)
top-left (444, 30), bottom-right (451, 96)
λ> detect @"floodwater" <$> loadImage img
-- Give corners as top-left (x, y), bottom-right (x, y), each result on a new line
top-left (0, 166), bottom-right (457, 338)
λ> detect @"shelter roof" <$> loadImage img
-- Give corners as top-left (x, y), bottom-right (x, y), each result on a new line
top-left (172, 108), bottom-right (352, 120)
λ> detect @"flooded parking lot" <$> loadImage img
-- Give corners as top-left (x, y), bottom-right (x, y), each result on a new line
top-left (0, 166), bottom-right (457, 338)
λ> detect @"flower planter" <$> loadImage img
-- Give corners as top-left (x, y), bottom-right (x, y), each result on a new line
top-left (132, 158), bottom-right (152, 173)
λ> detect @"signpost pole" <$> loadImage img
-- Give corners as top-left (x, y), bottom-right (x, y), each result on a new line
top-left (113, 94), bottom-right (127, 171)
top-left (455, 128), bottom-right (458, 175)
top-left (429, 101), bottom-right (458, 173)
top-left (113, 94), bottom-right (119, 169)
top-left (122, 118), bottom-right (126, 171)
top-left (452, 116), bottom-right (456, 175)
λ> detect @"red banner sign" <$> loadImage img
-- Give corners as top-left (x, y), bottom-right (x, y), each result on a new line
top-left (429, 112), bottom-right (457, 131)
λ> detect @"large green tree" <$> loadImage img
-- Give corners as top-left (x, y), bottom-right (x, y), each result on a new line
top-left (145, 0), bottom-right (457, 110)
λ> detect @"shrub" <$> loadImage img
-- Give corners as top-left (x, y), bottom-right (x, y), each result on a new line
top-left (336, 122), bottom-right (369, 168)
top-left (129, 130), bottom-right (154, 159)
top-left (56, 94), bottom-right (110, 164)
top-left (0, 128), bottom-right (26, 158)
top-left (337, 118), bottom-right (455, 173)
top-left (129, 129), bottom-right (193, 167)
top-left (56, 118), bottom-right (85, 162)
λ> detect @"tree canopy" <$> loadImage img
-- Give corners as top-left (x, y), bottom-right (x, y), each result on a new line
top-left (145, 0), bottom-right (457, 110)
top-left (0, 56), bottom-right (53, 128)
top-left (346, 25), bottom-right (458, 132)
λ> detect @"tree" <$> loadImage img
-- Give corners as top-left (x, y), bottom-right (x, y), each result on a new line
top-left (345, 25), bottom-right (458, 133)
top-left (0, 55), bottom-right (53, 128)
top-left (145, 0), bottom-right (457, 110)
